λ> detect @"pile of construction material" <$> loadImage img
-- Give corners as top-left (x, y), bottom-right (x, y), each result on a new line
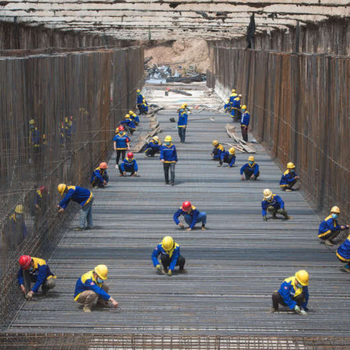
top-left (225, 124), bottom-right (255, 153)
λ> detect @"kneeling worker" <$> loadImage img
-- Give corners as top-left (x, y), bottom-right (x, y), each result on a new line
top-left (218, 147), bottom-right (236, 167)
top-left (119, 152), bottom-right (138, 177)
top-left (90, 162), bottom-right (109, 188)
top-left (74, 265), bottom-right (119, 312)
top-left (241, 156), bottom-right (260, 180)
top-left (145, 136), bottom-right (161, 157)
top-left (18, 255), bottom-right (56, 299)
top-left (173, 201), bottom-right (206, 231)
top-left (151, 236), bottom-right (185, 276)
top-left (211, 140), bottom-right (225, 161)
top-left (271, 270), bottom-right (309, 315)
top-left (280, 162), bottom-right (299, 191)
top-left (262, 189), bottom-right (291, 221)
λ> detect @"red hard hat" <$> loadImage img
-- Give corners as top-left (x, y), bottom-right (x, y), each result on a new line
top-left (127, 152), bottom-right (133, 159)
top-left (182, 201), bottom-right (192, 211)
top-left (19, 255), bottom-right (31, 270)
top-left (118, 126), bottom-right (124, 131)
top-left (99, 162), bottom-right (108, 169)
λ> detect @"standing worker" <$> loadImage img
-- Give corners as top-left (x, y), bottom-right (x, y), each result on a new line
top-left (211, 140), bottom-right (225, 161)
top-left (74, 264), bottom-right (119, 312)
top-left (177, 105), bottom-right (188, 144)
top-left (151, 236), bottom-right (186, 276)
top-left (113, 126), bottom-right (130, 168)
top-left (160, 135), bottom-right (178, 186)
top-left (137, 89), bottom-right (148, 115)
top-left (336, 234), bottom-right (350, 272)
top-left (90, 162), bottom-right (109, 188)
top-left (144, 136), bottom-right (161, 157)
top-left (129, 110), bottom-right (140, 125)
top-left (262, 189), bottom-right (291, 221)
top-left (271, 270), bottom-right (309, 315)
top-left (318, 206), bottom-right (349, 246)
top-left (240, 105), bottom-right (250, 142)
top-left (119, 152), bottom-right (138, 177)
top-left (18, 255), bottom-right (56, 299)
top-left (218, 147), bottom-right (236, 167)
top-left (57, 184), bottom-right (94, 230)
top-left (280, 162), bottom-right (300, 191)
top-left (173, 201), bottom-right (207, 231)
top-left (240, 156), bottom-right (260, 180)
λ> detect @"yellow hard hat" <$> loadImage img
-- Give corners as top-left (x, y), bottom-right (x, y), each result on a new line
top-left (57, 184), bottom-right (67, 195)
top-left (331, 206), bottom-right (341, 214)
top-left (287, 162), bottom-right (295, 169)
top-left (248, 156), bottom-right (255, 162)
top-left (229, 147), bottom-right (235, 155)
top-left (241, 105), bottom-right (247, 110)
top-left (115, 127), bottom-right (119, 133)
top-left (94, 264), bottom-right (108, 280)
top-left (136, 89), bottom-right (140, 93)
top-left (162, 236), bottom-right (174, 251)
top-left (263, 189), bottom-right (272, 200)
top-left (295, 270), bottom-right (309, 286)
top-left (231, 89), bottom-right (236, 93)
top-left (212, 140), bottom-right (219, 146)
top-left (164, 135), bottom-right (172, 142)
top-left (15, 205), bottom-right (23, 214)
top-left (129, 110), bottom-right (134, 115)
top-left (125, 114), bottom-right (130, 119)
top-left (153, 136), bottom-right (160, 142)
top-left (181, 104), bottom-right (185, 108)
top-left (183, 103), bottom-right (188, 107)
top-left (29, 119), bottom-right (35, 125)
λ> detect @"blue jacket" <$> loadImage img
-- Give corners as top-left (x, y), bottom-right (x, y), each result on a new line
top-left (318, 214), bottom-right (342, 238)
top-left (130, 114), bottom-right (140, 125)
top-left (337, 234), bottom-right (350, 261)
top-left (229, 93), bottom-right (237, 104)
top-left (240, 162), bottom-right (259, 176)
top-left (278, 276), bottom-right (309, 310)
top-left (137, 94), bottom-right (144, 104)
top-left (120, 158), bottom-right (138, 172)
top-left (220, 151), bottom-right (236, 167)
top-left (241, 111), bottom-right (250, 127)
top-left (59, 186), bottom-right (93, 209)
top-left (112, 132), bottom-right (130, 150)
top-left (30, 128), bottom-right (40, 146)
top-left (18, 257), bottom-right (55, 293)
top-left (280, 169), bottom-right (298, 187)
top-left (152, 242), bottom-right (181, 271)
top-left (120, 119), bottom-right (136, 130)
top-left (74, 270), bottom-right (110, 301)
top-left (90, 167), bottom-right (108, 185)
top-left (173, 206), bottom-right (200, 229)
top-left (232, 97), bottom-right (241, 109)
top-left (160, 144), bottom-right (178, 163)
top-left (212, 144), bottom-right (225, 159)
top-left (145, 140), bottom-right (161, 152)
top-left (261, 194), bottom-right (284, 216)
top-left (178, 112), bottom-right (188, 127)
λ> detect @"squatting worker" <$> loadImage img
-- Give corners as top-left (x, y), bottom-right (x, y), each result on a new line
top-left (90, 162), bottom-right (109, 188)
top-left (271, 270), bottom-right (309, 316)
top-left (113, 125), bottom-right (130, 167)
top-left (218, 147), bottom-right (236, 167)
top-left (151, 236), bottom-right (185, 276)
top-left (119, 152), bottom-right (138, 177)
top-left (160, 135), bottom-right (177, 186)
top-left (211, 140), bottom-right (225, 161)
top-left (240, 156), bottom-right (260, 180)
top-left (74, 265), bottom-right (119, 312)
top-left (57, 184), bottom-right (94, 231)
top-left (262, 189), bottom-right (291, 221)
top-left (336, 234), bottom-right (350, 273)
top-left (173, 201), bottom-right (207, 231)
top-left (18, 255), bottom-right (56, 300)
top-left (144, 136), bottom-right (161, 157)
top-left (280, 162), bottom-right (299, 191)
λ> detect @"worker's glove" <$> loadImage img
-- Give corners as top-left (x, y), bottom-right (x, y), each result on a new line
top-left (26, 291), bottom-right (34, 300)
top-left (294, 305), bottom-right (301, 314)
top-left (300, 309), bottom-right (307, 316)
top-left (155, 264), bottom-right (162, 272)
top-left (263, 216), bottom-right (267, 222)
top-left (167, 270), bottom-right (172, 277)
top-left (178, 223), bottom-right (185, 229)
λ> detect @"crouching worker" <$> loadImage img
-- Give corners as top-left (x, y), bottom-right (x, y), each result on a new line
top-left (174, 201), bottom-right (206, 231)
top-left (241, 156), bottom-right (259, 180)
top-left (262, 189), bottom-right (291, 221)
top-left (152, 236), bottom-right (185, 276)
top-left (218, 147), bottom-right (236, 167)
top-left (18, 255), bottom-right (56, 299)
top-left (211, 140), bottom-right (225, 161)
top-left (119, 152), bottom-right (138, 177)
top-left (318, 206), bottom-right (349, 246)
top-left (271, 270), bottom-right (309, 316)
top-left (145, 136), bottom-right (161, 157)
top-left (90, 162), bottom-right (109, 188)
top-left (74, 265), bottom-right (119, 312)
top-left (120, 114), bottom-right (136, 135)
top-left (129, 110), bottom-right (140, 125)
top-left (336, 234), bottom-right (350, 272)
top-left (280, 162), bottom-right (299, 191)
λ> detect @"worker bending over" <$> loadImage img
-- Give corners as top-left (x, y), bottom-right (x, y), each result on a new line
top-left (160, 135), bottom-right (177, 186)
top-left (145, 136), bottom-right (161, 157)
top-left (120, 114), bottom-right (136, 135)
top-left (211, 140), bottom-right (225, 161)
top-left (262, 189), bottom-right (291, 221)
top-left (224, 89), bottom-right (237, 113)
top-left (129, 110), bottom-right (140, 125)
top-left (280, 162), bottom-right (299, 191)
top-left (231, 94), bottom-right (242, 121)
top-left (318, 206), bottom-right (349, 246)
top-left (241, 156), bottom-right (259, 180)
top-left (90, 162), bottom-right (109, 188)
top-left (271, 270), bottom-right (309, 316)
top-left (152, 236), bottom-right (185, 276)
top-left (74, 265), bottom-right (118, 312)
top-left (240, 105), bottom-right (250, 142)
top-left (173, 201), bottom-right (207, 231)
top-left (119, 152), bottom-right (138, 177)
top-left (177, 105), bottom-right (188, 144)
top-left (218, 147), bottom-right (236, 167)
top-left (336, 234), bottom-right (350, 272)
top-left (18, 255), bottom-right (56, 299)
top-left (113, 126), bottom-right (130, 167)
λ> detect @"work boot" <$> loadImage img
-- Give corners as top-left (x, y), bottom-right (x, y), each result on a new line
top-left (343, 264), bottom-right (350, 273)
top-left (325, 240), bottom-right (334, 247)
top-left (83, 306), bottom-right (92, 313)
top-left (201, 225), bottom-right (206, 231)
top-left (270, 307), bottom-right (277, 313)
top-left (74, 227), bottom-right (85, 231)
top-left (272, 214), bottom-right (277, 220)
top-left (41, 286), bottom-right (49, 295)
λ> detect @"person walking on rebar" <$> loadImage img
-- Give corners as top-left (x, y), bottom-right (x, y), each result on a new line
top-left (18, 255), bottom-right (56, 300)
top-left (57, 184), bottom-right (94, 231)
top-left (262, 189), bottom-right (291, 221)
top-left (336, 233), bottom-right (350, 272)
top-left (74, 265), bottom-right (119, 312)
top-left (271, 270), bottom-right (309, 316)
top-left (144, 136), bottom-right (161, 157)
top-left (218, 147), bottom-right (236, 167)
top-left (177, 104), bottom-right (188, 144)
top-left (240, 105), bottom-right (250, 142)
top-left (280, 162), bottom-right (299, 191)
top-left (240, 156), bottom-right (260, 180)
top-left (90, 162), bottom-right (109, 188)
top-left (152, 236), bottom-right (186, 276)
top-left (318, 206), bottom-right (349, 246)
top-left (211, 140), bottom-right (225, 161)
top-left (113, 126), bottom-right (130, 168)
top-left (173, 201), bottom-right (207, 231)
top-left (119, 152), bottom-right (138, 177)
top-left (160, 135), bottom-right (177, 186)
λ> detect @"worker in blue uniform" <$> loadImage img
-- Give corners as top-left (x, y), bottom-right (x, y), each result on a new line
top-left (137, 89), bottom-right (148, 114)
top-left (160, 135), bottom-right (178, 186)
top-left (241, 156), bottom-right (260, 180)
top-left (18, 255), bottom-right (56, 299)
top-left (211, 140), bottom-right (225, 160)
top-left (57, 184), bottom-right (94, 230)
top-left (120, 114), bottom-right (136, 135)
top-left (144, 136), bottom-right (161, 157)
top-left (224, 89), bottom-right (237, 113)
top-left (129, 110), bottom-right (140, 125)
top-left (336, 234), bottom-right (350, 272)
top-left (91, 162), bottom-right (109, 188)
top-left (74, 265), bottom-right (119, 312)
top-left (218, 147), bottom-right (236, 167)
top-left (177, 105), bottom-right (188, 143)
top-left (173, 201), bottom-right (206, 231)
top-left (280, 162), bottom-right (299, 191)
top-left (271, 270), bottom-right (309, 315)
top-left (113, 125), bottom-right (130, 166)
top-left (8, 205), bottom-right (28, 248)
top-left (119, 152), bottom-right (138, 176)
top-left (231, 94), bottom-right (242, 121)
top-left (262, 189), bottom-right (291, 221)
top-left (240, 105), bottom-right (250, 142)
top-left (318, 206), bottom-right (349, 246)
top-left (151, 236), bottom-right (185, 276)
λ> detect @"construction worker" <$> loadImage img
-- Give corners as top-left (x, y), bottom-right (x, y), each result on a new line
top-left (318, 206), bottom-right (349, 246)
top-left (18, 255), bottom-right (56, 299)
top-left (173, 201), bottom-right (206, 231)
top-left (57, 184), bottom-right (94, 230)
top-left (74, 265), bottom-right (119, 312)
top-left (120, 114), bottom-right (136, 135)
top-left (119, 152), bottom-right (138, 177)
top-left (271, 270), bottom-right (309, 316)
top-left (177, 105), bottom-right (188, 144)
top-left (64, 116), bottom-right (73, 144)
top-left (211, 140), bottom-right (225, 161)
top-left (231, 94), bottom-right (242, 121)
top-left (90, 162), bottom-right (109, 188)
top-left (29, 119), bottom-right (40, 149)
top-left (183, 102), bottom-right (190, 114)
top-left (336, 234), bottom-right (350, 272)
top-left (262, 189), bottom-right (291, 221)
top-left (218, 147), bottom-right (236, 167)
top-left (224, 89), bottom-right (237, 113)
top-left (280, 162), bottom-right (299, 191)
top-left (152, 236), bottom-right (186, 276)
top-left (144, 136), bottom-right (161, 157)
top-left (129, 110), bottom-right (140, 125)
top-left (113, 125), bottom-right (130, 167)
top-left (160, 135), bottom-right (177, 186)
top-left (240, 105), bottom-right (250, 142)
top-left (240, 156), bottom-right (260, 180)
top-left (7, 205), bottom-right (28, 249)
top-left (137, 89), bottom-right (148, 115)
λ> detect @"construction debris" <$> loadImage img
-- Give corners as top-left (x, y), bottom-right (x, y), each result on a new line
top-left (166, 74), bottom-right (206, 83)
top-left (225, 124), bottom-right (255, 153)
top-left (166, 89), bottom-right (192, 96)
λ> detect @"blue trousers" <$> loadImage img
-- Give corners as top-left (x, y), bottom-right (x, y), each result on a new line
top-left (184, 212), bottom-right (207, 227)
top-left (80, 199), bottom-right (94, 229)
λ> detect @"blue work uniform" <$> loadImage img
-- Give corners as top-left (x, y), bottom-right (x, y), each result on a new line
top-left (30, 127), bottom-right (40, 147)
top-left (212, 144), bottom-right (225, 160)
top-left (120, 119), bottom-right (136, 130)
top-left (59, 186), bottom-right (93, 209)
top-left (229, 93), bottom-right (238, 104)
top-left (74, 270), bottom-right (110, 301)
top-left (220, 151), bottom-right (236, 167)
top-left (278, 276), bottom-right (309, 310)
top-left (337, 235), bottom-right (350, 262)
top-left (119, 158), bottom-right (138, 172)
top-left (241, 111), bottom-right (250, 127)
top-left (90, 167), bottom-right (109, 187)
top-left (280, 169), bottom-right (298, 188)
top-left (318, 214), bottom-right (342, 239)
top-left (232, 97), bottom-right (241, 110)
top-left (261, 195), bottom-right (284, 216)
top-left (112, 132), bottom-right (130, 150)
top-left (145, 140), bottom-right (161, 155)
top-left (173, 205), bottom-right (206, 229)
top-left (240, 162), bottom-right (259, 176)
top-left (137, 93), bottom-right (144, 104)
top-left (152, 242), bottom-right (181, 271)
top-left (178, 112), bottom-right (188, 127)
top-left (130, 113), bottom-right (140, 125)
top-left (160, 144), bottom-right (178, 163)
